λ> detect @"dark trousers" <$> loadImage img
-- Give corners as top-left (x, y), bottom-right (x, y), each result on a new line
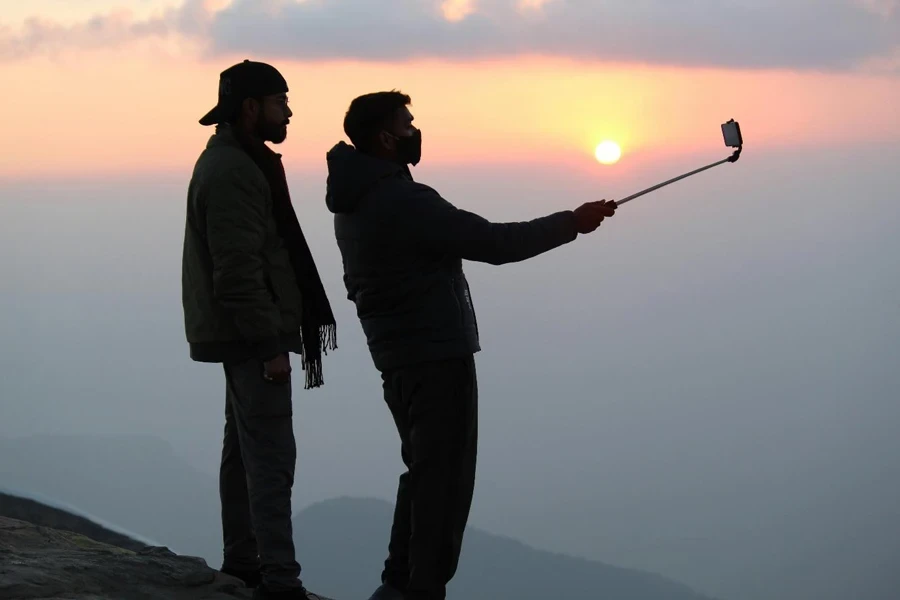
top-left (380, 355), bottom-right (479, 600)
top-left (219, 358), bottom-right (302, 591)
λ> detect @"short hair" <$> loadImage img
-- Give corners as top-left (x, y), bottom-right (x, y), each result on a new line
top-left (343, 90), bottom-right (411, 151)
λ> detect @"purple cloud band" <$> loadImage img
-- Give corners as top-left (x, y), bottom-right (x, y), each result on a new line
top-left (2, 0), bottom-right (897, 72)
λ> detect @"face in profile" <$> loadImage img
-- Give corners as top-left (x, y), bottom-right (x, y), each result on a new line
top-left (379, 106), bottom-right (421, 166)
top-left (253, 93), bottom-right (292, 144)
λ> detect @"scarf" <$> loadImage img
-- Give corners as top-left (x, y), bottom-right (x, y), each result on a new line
top-left (237, 132), bottom-right (337, 389)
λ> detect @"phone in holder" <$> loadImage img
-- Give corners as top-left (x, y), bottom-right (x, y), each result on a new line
top-left (722, 119), bottom-right (742, 148)
top-left (615, 118), bottom-right (744, 207)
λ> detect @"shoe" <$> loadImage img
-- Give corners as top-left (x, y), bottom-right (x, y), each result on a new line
top-left (220, 565), bottom-right (262, 588)
top-left (251, 584), bottom-right (331, 600)
top-left (367, 583), bottom-right (405, 600)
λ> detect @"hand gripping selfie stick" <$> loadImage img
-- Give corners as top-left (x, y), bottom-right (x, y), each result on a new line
top-left (615, 119), bottom-right (743, 207)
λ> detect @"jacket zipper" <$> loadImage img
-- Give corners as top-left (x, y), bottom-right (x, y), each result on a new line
top-left (451, 276), bottom-right (463, 320)
top-left (465, 278), bottom-right (479, 336)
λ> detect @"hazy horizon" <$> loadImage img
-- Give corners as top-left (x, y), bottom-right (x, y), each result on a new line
top-left (3, 139), bottom-right (899, 600)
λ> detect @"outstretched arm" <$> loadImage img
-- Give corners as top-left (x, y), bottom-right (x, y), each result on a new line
top-left (399, 185), bottom-right (614, 265)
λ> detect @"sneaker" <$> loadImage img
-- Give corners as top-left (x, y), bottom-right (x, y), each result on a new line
top-left (220, 565), bottom-right (262, 588)
top-left (367, 583), bottom-right (405, 600)
top-left (251, 584), bottom-right (331, 600)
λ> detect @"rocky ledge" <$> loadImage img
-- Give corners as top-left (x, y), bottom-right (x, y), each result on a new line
top-left (0, 515), bottom-right (252, 600)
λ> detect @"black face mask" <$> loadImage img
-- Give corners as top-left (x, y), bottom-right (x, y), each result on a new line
top-left (394, 128), bottom-right (422, 166)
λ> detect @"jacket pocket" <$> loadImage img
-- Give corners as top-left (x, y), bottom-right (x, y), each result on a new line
top-left (264, 252), bottom-right (303, 313)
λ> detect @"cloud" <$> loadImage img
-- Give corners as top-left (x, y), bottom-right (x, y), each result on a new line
top-left (856, 0), bottom-right (899, 18)
top-left (441, 0), bottom-right (477, 23)
top-left (859, 45), bottom-right (900, 73)
top-left (0, 10), bottom-right (170, 61)
top-left (517, 0), bottom-right (558, 13)
top-left (0, 0), bottom-right (215, 61)
top-left (203, 0), bottom-right (900, 70)
top-left (1, 0), bottom-right (898, 72)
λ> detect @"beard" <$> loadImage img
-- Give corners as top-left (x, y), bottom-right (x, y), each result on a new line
top-left (255, 113), bottom-right (289, 144)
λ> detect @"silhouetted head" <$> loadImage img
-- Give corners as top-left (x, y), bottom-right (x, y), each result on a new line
top-left (343, 91), bottom-right (421, 166)
top-left (199, 59), bottom-right (293, 144)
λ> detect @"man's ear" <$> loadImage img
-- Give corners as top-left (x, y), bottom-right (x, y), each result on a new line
top-left (378, 130), bottom-right (395, 151)
top-left (241, 97), bottom-right (260, 120)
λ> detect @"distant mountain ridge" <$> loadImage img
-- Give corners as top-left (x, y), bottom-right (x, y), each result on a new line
top-left (0, 431), bottom-right (722, 600)
top-left (0, 490), bottom-right (720, 600)
top-left (295, 496), bottom-right (721, 600)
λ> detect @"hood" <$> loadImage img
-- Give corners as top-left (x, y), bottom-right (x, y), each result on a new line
top-left (325, 141), bottom-right (404, 214)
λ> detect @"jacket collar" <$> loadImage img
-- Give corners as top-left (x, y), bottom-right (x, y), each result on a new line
top-left (208, 123), bottom-right (282, 160)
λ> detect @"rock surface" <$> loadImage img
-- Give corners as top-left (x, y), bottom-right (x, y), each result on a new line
top-left (0, 491), bottom-right (151, 552)
top-left (0, 516), bottom-right (252, 600)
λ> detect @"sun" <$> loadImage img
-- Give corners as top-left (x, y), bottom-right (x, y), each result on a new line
top-left (594, 140), bottom-right (622, 165)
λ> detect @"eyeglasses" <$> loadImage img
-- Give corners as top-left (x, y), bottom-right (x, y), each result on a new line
top-left (265, 96), bottom-right (289, 108)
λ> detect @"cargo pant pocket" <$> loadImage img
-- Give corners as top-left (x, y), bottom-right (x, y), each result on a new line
top-left (224, 359), bottom-right (293, 418)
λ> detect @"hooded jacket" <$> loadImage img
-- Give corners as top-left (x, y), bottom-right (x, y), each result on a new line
top-left (325, 141), bottom-right (579, 371)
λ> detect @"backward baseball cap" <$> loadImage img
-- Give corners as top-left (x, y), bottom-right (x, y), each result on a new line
top-left (199, 59), bottom-right (289, 126)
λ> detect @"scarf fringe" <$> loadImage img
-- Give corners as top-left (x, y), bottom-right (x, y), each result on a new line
top-left (321, 323), bottom-right (338, 354)
top-left (302, 358), bottom-right (324, 390)
top-left (299, 324), bottom-right (338, 390)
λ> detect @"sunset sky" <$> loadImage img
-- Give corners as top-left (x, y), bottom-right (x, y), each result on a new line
top-left (2, 5), bottom-right (900, 600)
top-left (1, 0), bottom-right (898, 179)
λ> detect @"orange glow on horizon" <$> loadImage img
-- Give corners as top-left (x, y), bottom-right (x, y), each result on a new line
top-left (1, 44), bottom-right (899, 180)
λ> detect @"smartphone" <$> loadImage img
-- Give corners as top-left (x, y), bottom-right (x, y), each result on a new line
top-left (722, 119), bottom-right (743, 148)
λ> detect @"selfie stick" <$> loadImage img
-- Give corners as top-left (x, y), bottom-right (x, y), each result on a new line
top-left (615, 120), bottom-right (743, 207)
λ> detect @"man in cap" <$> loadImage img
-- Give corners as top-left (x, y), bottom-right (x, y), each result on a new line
top-left (324, 91), bottom-right (616, 600)
top-left (182, 59), bottom-right (337, 600)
